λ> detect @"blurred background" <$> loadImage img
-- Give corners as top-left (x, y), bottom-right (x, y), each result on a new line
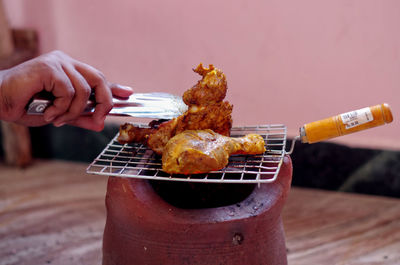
top-left (1, 0), bottom-right (399, 197)
top-left (3, 0), bottom-right (399, 148)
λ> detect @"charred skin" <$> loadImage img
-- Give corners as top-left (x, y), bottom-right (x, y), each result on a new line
top-left (117, 63), bottom-right (233, 154)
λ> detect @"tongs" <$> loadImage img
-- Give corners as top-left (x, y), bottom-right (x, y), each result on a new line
top-left (27, 91), bottom-right (188, 119)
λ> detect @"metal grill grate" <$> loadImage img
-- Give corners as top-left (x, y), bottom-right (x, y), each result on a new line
top-left (86, 124), bottom-right (287, 184)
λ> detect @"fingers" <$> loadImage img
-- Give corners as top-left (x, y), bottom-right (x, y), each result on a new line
top-left (61, 83), bottom-right (133, 131)
top-left (34, 51), bottom-right (132, 131)
top-left (42, 54), bottom-right (111, 129)
top-left (1, 50), bottom-right (127, 130)
top-left (74, 62), bottom-right (118, 128)
top-left (16, 114), bottom-right (49, 127)
top-left (51, 65), bottom-right (92, 127)
top-left (42, 68), bottom-right (75, 124)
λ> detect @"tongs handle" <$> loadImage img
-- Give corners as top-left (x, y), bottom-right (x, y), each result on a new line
top-left (26, 91), bottom-right (137, 115)
top-left (300, 103), bottom-right (393, 144)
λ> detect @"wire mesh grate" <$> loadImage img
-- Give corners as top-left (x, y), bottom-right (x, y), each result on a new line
top-left (86, 124), bottom-right (287, 183)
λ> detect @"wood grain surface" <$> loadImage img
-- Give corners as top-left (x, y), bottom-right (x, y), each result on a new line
top-left (0, 160), bottom-right (107, 265)
top-left (1, 160), bottom-right (399, 265)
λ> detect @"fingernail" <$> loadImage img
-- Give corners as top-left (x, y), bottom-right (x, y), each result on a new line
top-left (54, 122), bottom-right (66, 127)
top-left (45, 115), bottom-right (55, 122)
top-left (118, 85), bottom-right (133, 91)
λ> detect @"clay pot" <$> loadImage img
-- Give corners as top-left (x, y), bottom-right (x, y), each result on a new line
top-left (103, 156), bottom-right (292, 265)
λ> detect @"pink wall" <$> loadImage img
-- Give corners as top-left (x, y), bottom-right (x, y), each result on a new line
top-left (3, 0), bottom-right (399, 149)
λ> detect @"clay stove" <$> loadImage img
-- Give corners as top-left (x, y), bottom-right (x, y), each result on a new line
top-left (87, 125), bottom-right (293, 265)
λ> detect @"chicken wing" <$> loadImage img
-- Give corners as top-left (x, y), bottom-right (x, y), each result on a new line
top-left (118, 63), bottom-right (233, 154)
top-left (162, 129), bottom-right (266, 175)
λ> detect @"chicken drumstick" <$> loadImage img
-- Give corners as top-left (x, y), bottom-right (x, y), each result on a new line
top-left (162, 129), bottom-right (266, 175)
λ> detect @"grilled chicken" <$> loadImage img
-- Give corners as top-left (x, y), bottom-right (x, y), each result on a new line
top-left (118, 64), bottom-right (233, 154)
top-left (162, 130), bottom-right (266, 175)
top-left (182, 63), bottom-right (227, 106)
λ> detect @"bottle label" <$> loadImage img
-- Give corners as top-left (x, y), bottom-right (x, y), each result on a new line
top-left (340, 107), bottom-right (373, 129)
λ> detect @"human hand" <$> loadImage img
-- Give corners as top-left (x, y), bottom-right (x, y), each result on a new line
top-left (0, 50), bottom-right (133, 131)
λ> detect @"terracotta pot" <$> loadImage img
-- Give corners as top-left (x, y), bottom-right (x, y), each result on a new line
top-left (103, 156), bottom-right (292, 265)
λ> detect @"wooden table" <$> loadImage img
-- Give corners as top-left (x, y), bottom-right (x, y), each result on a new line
top-left (1, 160), bottom-right (399, 265)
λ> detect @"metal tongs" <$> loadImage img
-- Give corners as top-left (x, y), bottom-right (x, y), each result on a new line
top-left (27, 91), bottom-right (188, 119)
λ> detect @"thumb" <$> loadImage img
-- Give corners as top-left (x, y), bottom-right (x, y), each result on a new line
top-left (110, 84), bottom-right (134, 98)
